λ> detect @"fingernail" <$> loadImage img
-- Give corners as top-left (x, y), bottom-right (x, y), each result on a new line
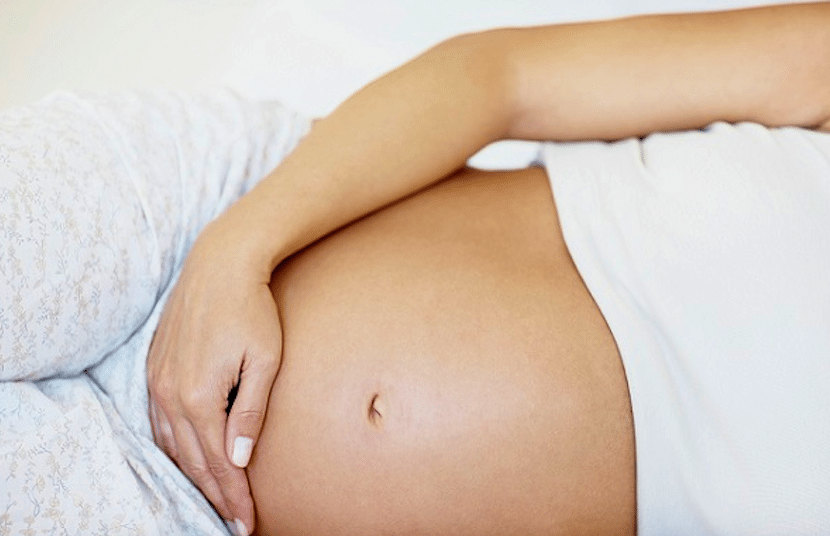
top-left (234, 518), bottom-right (249, 536)
top-left (232, 436), bottom-right (254, 467)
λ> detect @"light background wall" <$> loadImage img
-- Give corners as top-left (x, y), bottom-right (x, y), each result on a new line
top-left (0, 0), bottom-right (803, 166)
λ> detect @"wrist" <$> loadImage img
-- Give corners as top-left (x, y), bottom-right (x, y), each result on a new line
top-left (195, 202), bottom-right (286, 284)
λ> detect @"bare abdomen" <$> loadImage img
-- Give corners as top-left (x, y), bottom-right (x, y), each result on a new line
top-left (248, 167), bottom-right (636, 535)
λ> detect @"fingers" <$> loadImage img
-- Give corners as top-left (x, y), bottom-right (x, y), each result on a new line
top-left (187, 399), bottom-right (256, 534)
top-left (174, 418), bottom-right (234, 522)
top-left (151, 390), bottom-right (255, 533)
top-left (226, 355), bottom-right (281, 470)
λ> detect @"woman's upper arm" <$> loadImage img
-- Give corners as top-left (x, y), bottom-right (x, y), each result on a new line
top-left (493, 2), bottom-right (830, 141)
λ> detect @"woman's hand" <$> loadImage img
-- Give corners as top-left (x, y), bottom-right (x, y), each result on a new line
top-left (147, 216), bottom-right (281, 536)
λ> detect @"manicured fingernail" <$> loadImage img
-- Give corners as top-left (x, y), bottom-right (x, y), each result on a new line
top-left (232, 436), bottom-right (253, 467)
top-left (234, 518), bottom-right (249, 536)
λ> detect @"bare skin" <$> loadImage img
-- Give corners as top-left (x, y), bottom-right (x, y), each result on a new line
top-left (247, 166), bottom-right (636, 535)
top-left (146, 5), bottom-right (830, 530)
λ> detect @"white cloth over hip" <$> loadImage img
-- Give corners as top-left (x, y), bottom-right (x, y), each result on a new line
top-left (541, 122), bottom-right (830, 535)
top-left (0, 91), bottom-right (309, 535)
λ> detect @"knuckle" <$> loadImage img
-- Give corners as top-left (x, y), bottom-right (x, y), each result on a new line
top-left (152, 380), bottom-right (176, 408)
top-left (233, 408), bottom-right (265, 427)
top-left (179, 460), bottom-right (210, 481)
top-left (207, 458), bottom-right (234, 480)
top-left (253, 355), bottom-right (281, 376)
top-left (180, 388), bottom-right (209, 415)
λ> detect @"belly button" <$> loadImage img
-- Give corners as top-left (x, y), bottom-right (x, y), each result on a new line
top-left (368, 393), bottom-right (385, 426)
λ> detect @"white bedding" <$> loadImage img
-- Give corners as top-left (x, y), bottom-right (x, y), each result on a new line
top-left (0, 90), bottom-right (309, 535)
top-left (542, 123), bottom-right (830, 533)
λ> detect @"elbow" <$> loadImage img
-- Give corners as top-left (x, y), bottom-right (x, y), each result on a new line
top-left (764, 5), bottom-right (830, 131)
top-left (435, 28), bottom-right (523, 142)
top-left (814, 54), bottom-right (830, 132)
top-left (796, 5), bottom-right (830, 131)
top-left (775, 57), bottom-right (830, 131)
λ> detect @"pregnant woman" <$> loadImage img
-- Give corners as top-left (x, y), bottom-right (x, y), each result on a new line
top-left (148, 3), bottom-right (830, 534)
top-left (248, 119), bottom-right (830, 534)
top-left (1, 3), bottom-right (828, 535)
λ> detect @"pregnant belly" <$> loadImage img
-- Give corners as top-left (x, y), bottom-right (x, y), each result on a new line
top-left (247, 167), bottom-right (636, 536)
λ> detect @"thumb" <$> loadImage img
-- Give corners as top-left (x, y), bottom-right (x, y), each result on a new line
top-left (225, 357), bottom-right (280, 468)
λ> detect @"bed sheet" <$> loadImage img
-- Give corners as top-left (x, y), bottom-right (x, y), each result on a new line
top-left (0, 90), bottom-right (309, 535)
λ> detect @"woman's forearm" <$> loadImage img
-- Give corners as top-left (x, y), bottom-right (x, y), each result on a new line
top-left (506, 2), bottom-right (830, 141)
top-left (231, 34), bottom-right (515, 274)
top-left (228, 2), bottom-right (830, 276)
